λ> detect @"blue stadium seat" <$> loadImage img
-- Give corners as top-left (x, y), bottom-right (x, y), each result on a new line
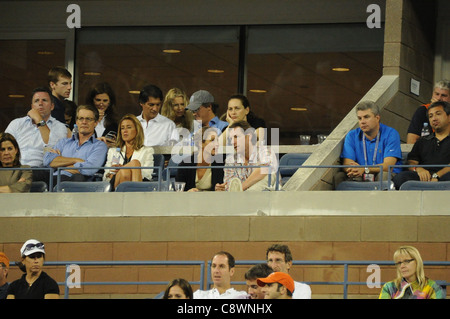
top-left (336, 181), bottom-right (394, 191)
top-left (54, 181), bottom-right (111, 192)
top-left (279, 153), bottom-right (311, 185)
top-left (151, 154), bottom-right (165, 181)
top-left (163, 155), bottom-right (191, 182)
top-left (115, 181), bottom-right (160, 192)
top-left (30, 181), bottom-right (48, 192)
top-left (399, 180), bottom-right (450, 191)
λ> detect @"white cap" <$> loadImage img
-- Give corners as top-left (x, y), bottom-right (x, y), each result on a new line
top-left (20, 239), bottom-right (45, 256)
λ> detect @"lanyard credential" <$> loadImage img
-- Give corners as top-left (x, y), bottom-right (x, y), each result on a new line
top-left (362, 131), bottom-right (380, 173)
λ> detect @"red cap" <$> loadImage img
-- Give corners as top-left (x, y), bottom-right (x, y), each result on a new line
top-left (257, 272), bottom-right (295, 294)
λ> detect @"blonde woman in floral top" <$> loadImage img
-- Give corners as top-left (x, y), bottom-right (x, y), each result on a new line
top-left (379, 246), bottom-right (445, 299)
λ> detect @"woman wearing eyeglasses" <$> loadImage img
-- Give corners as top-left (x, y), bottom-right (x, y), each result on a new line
top-left (379, 246), bottom-right (445, 299)
top-left (6, 239), bottom-right (59, 299)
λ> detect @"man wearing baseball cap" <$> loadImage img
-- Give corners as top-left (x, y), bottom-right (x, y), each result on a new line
top-left (187, 90), bottom-right (228, 132)
top-left (257, 272), bottom-right (295, 299)
top-left (0, 252), bottom-right (10, 299)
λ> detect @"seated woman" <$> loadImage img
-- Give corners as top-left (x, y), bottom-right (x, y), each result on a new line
top-left (86, 82), bottom-right (119, 147)
top-left (0, 132), bottom-right (32, 193)
top-left (379, 245), bottom-right (445, 299)
top-left (220, 94), bottom-right (265, 145)
top-left (175, 126), bottom-right (224, 191)
top-left (103, 114), bottom-right (154, 190)
top-left (161, 88), bottom-right (196, 140)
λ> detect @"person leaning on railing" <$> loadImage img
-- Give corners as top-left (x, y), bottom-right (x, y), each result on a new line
top-left (0, 133), bottom-right (32, 193)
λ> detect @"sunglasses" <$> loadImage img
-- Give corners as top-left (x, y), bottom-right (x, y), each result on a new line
top-left (27, 252), bottom-right (44, 259)
top-left (23, 242), bottom-right (45, 254)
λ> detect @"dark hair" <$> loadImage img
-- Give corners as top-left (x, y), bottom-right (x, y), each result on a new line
top-left (31, 87), bottom-right (53, 103)
top-left (76, 104), bottom-right (100, 122)
top-left (138, 84), bottom-right (163, 104)
top-left (266, 244), bottom-right (293, 263)
top-left (162, 278), bottom-right (193, 299)
top-left (86, 82), bottom-right (118, 128)
top-left (229, 94), bottom-right (250, 109)
top-left (428, 101), bottom-right (450, 116)
top-left (48, 66), bottom-right (72, 85)
top-left (0, 133), bottom-right (21, 167)
top-left (212, 251), bottom-right (235, 269)
top-left (245, 263), bottom-right (273, 280)
top-left (228, 120), bottom-right (257, 145)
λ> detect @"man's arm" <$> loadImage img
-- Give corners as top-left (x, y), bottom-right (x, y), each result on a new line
top-left (27, 109), bottom-right (51, 144)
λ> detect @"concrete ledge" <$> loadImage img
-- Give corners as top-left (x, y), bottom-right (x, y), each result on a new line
top-left (2, 190), bottom-right (449, 218)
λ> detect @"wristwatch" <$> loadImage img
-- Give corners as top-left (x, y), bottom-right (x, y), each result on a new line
top-left (432, 173), bottom-right (439, 180)
top-left (37, 120), bottom-right (46, 127)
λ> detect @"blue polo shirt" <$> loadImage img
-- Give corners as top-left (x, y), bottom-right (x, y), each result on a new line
top-left (43, 134), bottom-right (108, 177)
top-left (209, 116), bottom-right (228, 132)
top-left (341, 123), bottom-right (403, 173)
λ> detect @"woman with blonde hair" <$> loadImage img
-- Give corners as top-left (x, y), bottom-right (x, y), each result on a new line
top-left (161, 88), bottom-right (195, 132)
top-left (379, 246), bottom-right (445, 299)
top-left (103, 114), bottom-right (154, 190)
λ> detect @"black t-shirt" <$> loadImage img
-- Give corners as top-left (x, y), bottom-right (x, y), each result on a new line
top-left (407, 134), bottom-right (450, 173)
top-left (407, 104), bottom-right (430, 136)
top-left (6, 271), bottom-right (59, 299)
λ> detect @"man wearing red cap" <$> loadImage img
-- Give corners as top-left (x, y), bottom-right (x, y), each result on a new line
top-left (0, 252), bottom-right (10, 299)
top-left (257, 272), bottom-right (294, 299)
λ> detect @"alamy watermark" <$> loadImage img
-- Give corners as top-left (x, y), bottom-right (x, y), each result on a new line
top-left (366, 4), bottom-right (381, 29)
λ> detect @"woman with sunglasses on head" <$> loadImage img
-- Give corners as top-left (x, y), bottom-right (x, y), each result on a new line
top-left (379, 246), bottom-right (445, 299)
top-left (0, 132), bottom-right (32, 193)
top-left (7, 239), bottom-right (59, 299)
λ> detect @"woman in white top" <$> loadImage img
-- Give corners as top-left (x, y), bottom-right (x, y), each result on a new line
top-left (103, 114), bottom-right (154, 190)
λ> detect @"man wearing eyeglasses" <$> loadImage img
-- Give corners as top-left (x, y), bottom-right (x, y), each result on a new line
top-left (44, 104), bottom-right (108, 184)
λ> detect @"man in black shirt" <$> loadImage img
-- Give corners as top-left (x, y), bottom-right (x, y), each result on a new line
top-left (406, 80), bottom-right (449, 144)
top-left (394, 101), bottom-right (450, 189)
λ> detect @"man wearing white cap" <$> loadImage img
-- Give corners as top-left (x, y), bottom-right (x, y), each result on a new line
top-left (187, 90), bottom-right (228, 132)
top-left (6, 239), bottom-right (59, 299)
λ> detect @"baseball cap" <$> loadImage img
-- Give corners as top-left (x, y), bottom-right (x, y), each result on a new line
top-left (0, 252), bottom-right (9, 268)
top-left (186, 90), bottom-right (214, 112)
top-left (20, 239), bottom-right (45, 257)
top-left (257, 272), bottom-right (295, 294)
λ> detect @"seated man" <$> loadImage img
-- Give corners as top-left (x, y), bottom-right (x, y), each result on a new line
top-left (215, 120), bottom-right (278, 191)
top-left (265, 244), bottom-right (311, 299)
top-left (257, 272), bottom-right (295, 300)
top-left (186, 90), bottom-right (228, 132)
top-left (394, 101), bottom-right (450, 189)
top-left (245, 263), bottom-right (273, 299)
top-left (407, 80), bottom-right (449, 144)
top-left (43, 104), bottom-right (108, 184)
top-left (5, 87), bottom-right (69, 184)
top-left (193, 251), bottom-right (248, 299)
top-left (137, 84), bottom-right (179, 146)
top-left (335, 100), bottom-right (402, 188)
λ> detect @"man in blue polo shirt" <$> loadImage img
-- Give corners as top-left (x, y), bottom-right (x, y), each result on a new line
top-left (44, 104), bottom-right (107, 185)
top-left (334, 101), bottom-right (402, 188)
top-left (186, 90), bottom-right (228, 132)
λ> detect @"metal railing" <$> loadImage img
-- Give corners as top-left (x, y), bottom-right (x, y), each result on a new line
top-left (8, 259), bottom-right (449, 299)
top-left (207, 260), bottom-right (450, 299)
top-left (3, 162), bottom-right (450, 192)
top-left (42, 260), bottom-right (206, 299)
